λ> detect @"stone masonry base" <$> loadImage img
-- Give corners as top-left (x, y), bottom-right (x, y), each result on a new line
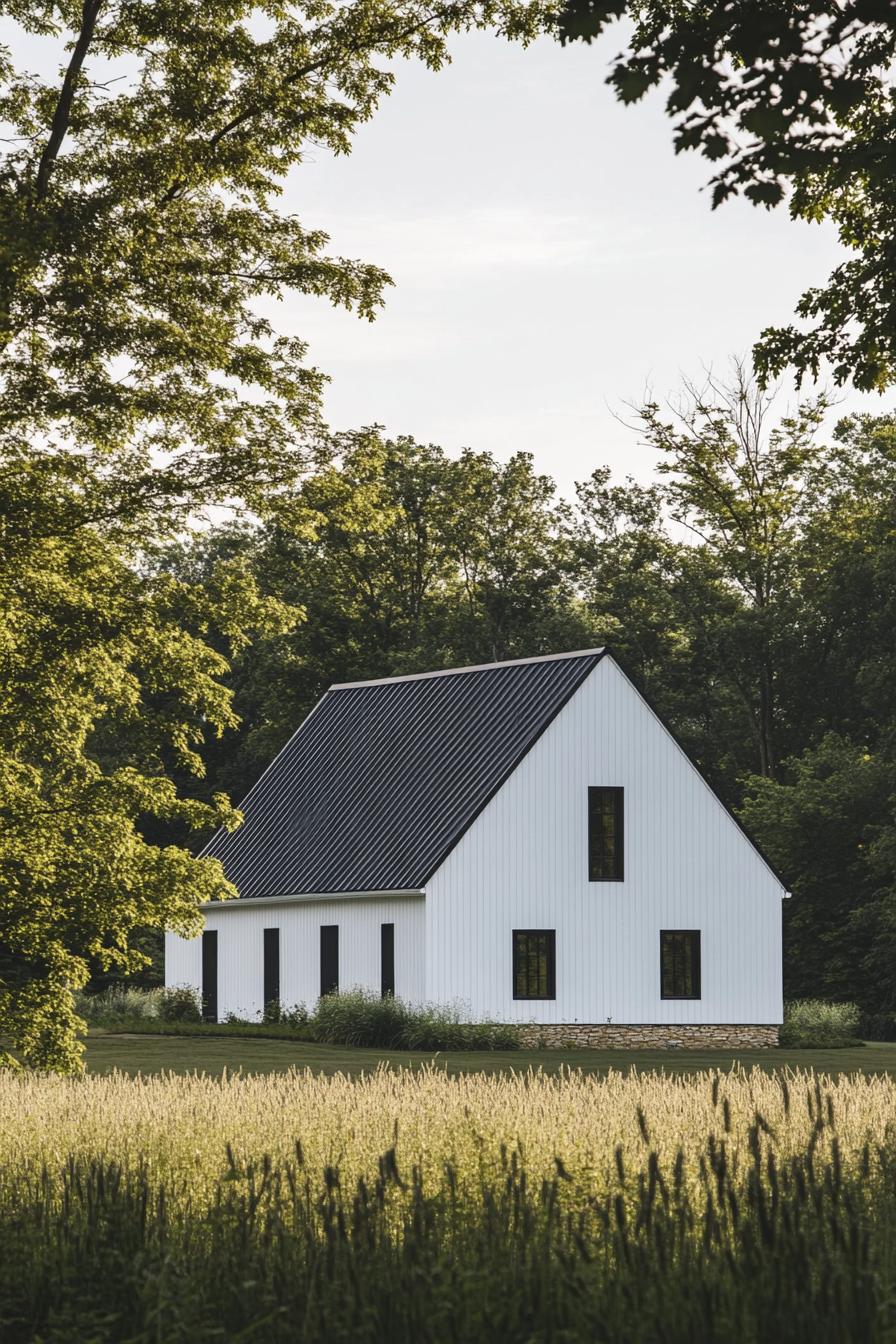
top-left (517, 1023), bottom-right (779, 1049)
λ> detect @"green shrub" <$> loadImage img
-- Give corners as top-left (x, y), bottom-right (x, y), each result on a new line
top-left (779, 999), bottom-right (864, 1048)
top-left (310, 989), bottom-right (521, 1051)
top-left (262, 1000), bottom-right (309, 1027)
top-left (156, 986), bottom-right (202, 1023)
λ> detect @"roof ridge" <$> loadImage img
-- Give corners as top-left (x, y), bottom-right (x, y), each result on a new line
top-left (328, 647), bottom-right (606, 691)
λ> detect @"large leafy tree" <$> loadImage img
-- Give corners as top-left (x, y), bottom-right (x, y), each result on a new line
top-left (0, 0), bottom-right (546, 1069)
top-left (0, 452), bottom-right (293, 1069)
top-left (572, 367), bottom-right (831, 784)
top-left (741, 735), bottom-right (896, 1018)
top-left (558, 0), bottom-right (896, 391)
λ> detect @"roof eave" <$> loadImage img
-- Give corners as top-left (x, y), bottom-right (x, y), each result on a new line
top-left (199, 887), bottom-right (425, 911)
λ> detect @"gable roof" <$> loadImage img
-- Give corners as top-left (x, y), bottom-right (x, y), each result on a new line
top-left (203, 648), bottom-right (606, 898)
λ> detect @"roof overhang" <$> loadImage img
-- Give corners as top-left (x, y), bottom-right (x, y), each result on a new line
top-left (199, 887), bottom-right (425, 912)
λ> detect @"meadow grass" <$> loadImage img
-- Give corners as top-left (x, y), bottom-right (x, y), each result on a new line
top-left (1, 1064), bottom-right (895, 1341)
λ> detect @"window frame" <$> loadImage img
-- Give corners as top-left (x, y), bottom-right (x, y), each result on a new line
top-left (320, 924), bottom-right (339, 998)
top-left (201, 929), bottom-right (218, 1023)
top-left (587, 786), bottom-right (624, 882)
top-left (381, 922), bottom-right (395, 999)
top-left (512, 929), bottom-right (556, 1001)
top-left (660, 929), bottom-right (702, 1001)
top-left (263, 927), bottom-right (280, 1010)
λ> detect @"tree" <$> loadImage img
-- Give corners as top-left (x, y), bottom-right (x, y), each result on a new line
top-left (443, 449), bottom-right (589, 663)
top-left (572, 367), bottom-right (831, 783)
top-left (557, 0), bottom-right (896, 390)
top-left (1, 0), bottom-right (546, 517)
top-left (0, 453), bottom-right (293, 1069)
top-left (0, 0), bottom-right (548, 1069)
top-left (166, 432), bottom-right (590, 803)
top-left (740, 735), bottom-right (896, 1017)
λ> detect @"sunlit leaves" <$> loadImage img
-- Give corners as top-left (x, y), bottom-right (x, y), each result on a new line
top-left (557, 0), bottom-right (896, 390)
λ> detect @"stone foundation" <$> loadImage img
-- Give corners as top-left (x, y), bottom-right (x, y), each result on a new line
top-left (517, 1023), bottom-right (779, 1050)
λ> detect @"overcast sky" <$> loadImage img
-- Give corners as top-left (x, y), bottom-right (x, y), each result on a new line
top-left (279, 28), bottom-right (882, 495)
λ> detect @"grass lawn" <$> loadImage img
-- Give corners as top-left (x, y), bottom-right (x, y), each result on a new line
top-left (84, 1030), bottom-right (896, 1078)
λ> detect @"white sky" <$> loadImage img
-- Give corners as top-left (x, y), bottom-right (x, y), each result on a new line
top-left (281, 29), bottom-right (883, 495)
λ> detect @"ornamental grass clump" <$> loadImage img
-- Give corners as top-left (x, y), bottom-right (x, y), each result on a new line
top-left (73, 986), bottom-right (166, 1026)
top-left (310, 989), bottom-right (521, 1050)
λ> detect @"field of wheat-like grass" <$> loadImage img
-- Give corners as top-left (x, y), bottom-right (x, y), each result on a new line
top-left (1, 1064), bottom-right (894, 1343)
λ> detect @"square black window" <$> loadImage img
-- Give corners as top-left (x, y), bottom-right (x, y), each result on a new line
top-left (588, 787), bottom-right (624, 881)
top-left (512, 930), bottom-right (556, 1000)
top-left (660, 930), bottom-right (701, 1000)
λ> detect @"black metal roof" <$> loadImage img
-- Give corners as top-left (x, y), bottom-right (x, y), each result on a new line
top-left (203, 649), bottom-right (606, 898)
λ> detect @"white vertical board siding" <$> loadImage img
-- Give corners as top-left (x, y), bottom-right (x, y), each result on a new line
top-left (425, 657), bottom-right (783, 1025)
top-left (165, 929), bottom-right (202, 994)
top-left (165, 896), bottom-right (425, 1020)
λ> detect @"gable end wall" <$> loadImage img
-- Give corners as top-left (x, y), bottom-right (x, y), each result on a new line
top-left (424, 656), bottom-right (783, 1025)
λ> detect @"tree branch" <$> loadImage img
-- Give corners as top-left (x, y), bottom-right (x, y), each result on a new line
top-left (34, 0), bottom-right (103, 201)
top-left (157, 3), bottom-right (457, 206)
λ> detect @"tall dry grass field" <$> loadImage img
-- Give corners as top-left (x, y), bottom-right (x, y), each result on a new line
top-left (1, 1064), bottom-right (894, 1341)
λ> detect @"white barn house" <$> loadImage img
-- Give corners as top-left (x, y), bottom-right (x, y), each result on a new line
top-left (166, 649), bottom-right (787, 1047)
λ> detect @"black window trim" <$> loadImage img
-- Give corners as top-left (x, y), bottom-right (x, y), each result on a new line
top-left (660, 929), bottom-right (702, 1001)
top-left (320, 924), bottom-right (339, 998)
top-left (512, 928), bottom-right (556, 1001)
top-left (263, 926), bottom-right (280, 1010)
top-left (381, 922), bottom-right (395, 999)
top-left (588, 785), bottom-right (624, 882)
top-left (201, 929), bottom-right (218, 1023)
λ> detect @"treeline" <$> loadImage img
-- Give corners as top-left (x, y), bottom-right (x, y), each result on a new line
top-left (154, 373), bottom-right (896, 1026)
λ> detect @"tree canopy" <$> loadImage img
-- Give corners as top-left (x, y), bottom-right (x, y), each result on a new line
top-left (557, 0), bottom-right (896, 391)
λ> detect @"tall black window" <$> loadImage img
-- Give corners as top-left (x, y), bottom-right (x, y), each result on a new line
top-left (320, 925), bottom-right (339, 997)
top-left (512, 930), bottom-right (556, 1000)
top-left (201, 930), bottom-right (218, 1023)
top-left (660, 930), bottom-right (701, 1000)
top-left (588, 787), bottom-right (624, 880)
top-left (263, 927), bottom-right (280, 1010)
top-left (381, 923), bottom-right (395, 998)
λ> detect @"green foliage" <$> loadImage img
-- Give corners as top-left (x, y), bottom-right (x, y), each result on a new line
top-left (0, 0), bottom-right (550, 1073)
top-left (73, 987), bottom-right (166, 1027)
top-left (0, 0), bottom-right (549, 502)
top-left (156, 986), bottom-right (203, 1024)
top-left (263, 999), bottom-right (310, 1028)
top-left (779, 1000), bottom-right (863, 1049)
top-left (740, 735), bottom-right (896, 1016)
top-left (187, 430), bottom-right (590, 798)
top-left (74, 984), bottom-right (203, 1026)
top-left (311, 988), bottom-right (521, 1050)
top-left (86, 985), bottom-right (521, 1050)
top-left (311, 989), bottom-right (418, 1047)
top-left (557, 0), bottom-right (896, 390)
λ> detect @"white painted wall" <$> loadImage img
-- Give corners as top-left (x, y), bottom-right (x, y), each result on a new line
top-left (165, 895), bottom-right (425, 1020)
top-left (424, 656), bottom-right (784, 1025)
